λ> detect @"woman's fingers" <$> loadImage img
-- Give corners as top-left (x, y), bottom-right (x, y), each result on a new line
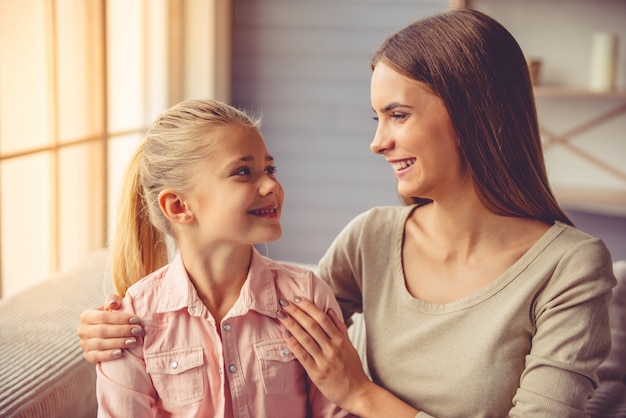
top-left (277, 297), bottom-right (349, 371)
top-left (83, 339), bottom-right (134, 363)
top-left (104, 294), bottom-right (122, 310)
top-left (282, 296), bottom-right (344, 340)
top-left (77, 300), bottom-right (143, 364)
top-left (277, 296), bottom-right (373, 411)
top-left (78, 308), bottom-right (142, 336)
top-left (277, 300), bottom-right (325, 366)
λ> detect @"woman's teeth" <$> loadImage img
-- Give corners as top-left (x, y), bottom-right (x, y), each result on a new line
top-left (391, 159), bottom-right (416, 171)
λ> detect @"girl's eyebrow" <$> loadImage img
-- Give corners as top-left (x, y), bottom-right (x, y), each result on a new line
top-left (233, 155), bottom-right (275, 163)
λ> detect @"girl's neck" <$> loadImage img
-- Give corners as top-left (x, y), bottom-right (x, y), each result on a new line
top-left (180, 244), bottom-right (253, 324)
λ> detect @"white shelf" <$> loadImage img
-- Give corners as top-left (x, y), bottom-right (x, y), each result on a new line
top-left (554, 187), bottom-right (626, 216)
top-left (534, 87), bottom-right (626, 99)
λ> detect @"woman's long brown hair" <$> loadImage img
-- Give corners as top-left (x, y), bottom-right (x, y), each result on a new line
top-left (371, 9), bottom-right (572, 225)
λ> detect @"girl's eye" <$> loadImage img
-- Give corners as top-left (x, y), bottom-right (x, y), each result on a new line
top-left (233, 167), bottom-right (251, 176)
top-left (265, 166), bottom-right (278, 175)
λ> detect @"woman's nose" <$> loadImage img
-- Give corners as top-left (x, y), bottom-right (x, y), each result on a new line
top-left (370, 124), bottom-right (392, 154)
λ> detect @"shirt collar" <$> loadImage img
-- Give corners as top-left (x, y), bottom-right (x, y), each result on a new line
top-left (155, 248), bottom-right (280, 319)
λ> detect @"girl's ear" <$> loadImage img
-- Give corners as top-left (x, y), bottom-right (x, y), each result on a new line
top-left (158, 189), bottom-right (194, 224)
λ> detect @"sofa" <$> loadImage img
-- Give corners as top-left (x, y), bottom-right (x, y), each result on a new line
top-left (0, 249), bottom-right (110, 418)
top-left (0, 251), bottom-right (624, 417)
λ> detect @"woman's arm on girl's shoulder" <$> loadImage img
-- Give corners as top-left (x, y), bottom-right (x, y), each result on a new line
top-left (96, 297), bottom-right (155, 417)
top-left (77, 294), bottom-right (143, 363)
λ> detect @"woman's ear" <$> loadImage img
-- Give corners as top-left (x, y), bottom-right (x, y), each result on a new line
top-left (158, 189), bottom-right (194, 224)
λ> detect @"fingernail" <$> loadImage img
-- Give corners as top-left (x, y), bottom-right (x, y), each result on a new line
top-left (112, 349), bottom-right (122, 358)
top-left (293, 296), bottom-right (302, 303)
top-left (129, 317), bottom-right (141, 325)
top-left (131, 326), bottom-right (143, 336)
top-left (277, 310), bottom-right (288, 320)
top-left (284, 330), bottom-right (292, 338)
top-left (327, 308), bottom-right (337, 318)
top-left (279, 299), bottom-right (289, 307)
top-left (107, 298), bottom-right (117, 306)
top-left (124, 338), bottom-right (136, 346)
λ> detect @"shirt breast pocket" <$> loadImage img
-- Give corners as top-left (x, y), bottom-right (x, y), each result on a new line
top-left (145, 347), bottom-right (204, 406)
top-left (254, 339), bottom-right (305, 394)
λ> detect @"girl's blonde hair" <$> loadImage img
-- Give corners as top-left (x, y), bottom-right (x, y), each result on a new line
top-left (110, 99), bottom-right (261, 296)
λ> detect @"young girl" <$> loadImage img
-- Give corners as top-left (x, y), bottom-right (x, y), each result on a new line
top-left (96, 99), bottom-right (351, 417)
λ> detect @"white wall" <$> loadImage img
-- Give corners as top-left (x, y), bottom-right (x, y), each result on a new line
top-left (232, 0), bottom-right (450, 264)
top-left (232, 0), bottom-right (626, 264)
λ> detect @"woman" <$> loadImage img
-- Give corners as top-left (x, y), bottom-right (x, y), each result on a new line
top-left (79, 10), bottom-right (616, 417)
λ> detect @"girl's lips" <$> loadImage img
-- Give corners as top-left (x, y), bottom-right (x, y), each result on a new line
top-left (248, 206), bottom-right (279, 217)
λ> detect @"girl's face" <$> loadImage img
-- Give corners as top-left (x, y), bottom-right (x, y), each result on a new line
top-left (370, 62), bottom-right (468, 202)
top-left (185, 125), bottom-right (284, 247)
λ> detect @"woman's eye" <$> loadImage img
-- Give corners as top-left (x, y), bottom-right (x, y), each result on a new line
top-left (265, 166), bottom-right (278, 175)
top-left (391, 112), bottom-right (409, 120)
top-left (372, 116), bottom-right (379, 122)
top-left (233, 167), bottom-right (251, 176)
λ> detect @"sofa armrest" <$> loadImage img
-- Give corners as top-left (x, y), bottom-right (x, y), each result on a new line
top-left (0, 249), bottom-right (111, 418)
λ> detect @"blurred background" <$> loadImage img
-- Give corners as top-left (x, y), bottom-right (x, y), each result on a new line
top-left (1, 0), bottom-right (624, 299)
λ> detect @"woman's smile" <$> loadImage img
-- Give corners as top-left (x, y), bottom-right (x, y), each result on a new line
top-left (390, 158), bottom-right (416, 175)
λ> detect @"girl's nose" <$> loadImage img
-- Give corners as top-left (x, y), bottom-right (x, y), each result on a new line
top-left (260, 175), bottom-right (281, 196)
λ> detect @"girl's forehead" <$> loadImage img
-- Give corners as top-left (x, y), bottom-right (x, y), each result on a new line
top-left (208, 125), bottom-right (269, 155)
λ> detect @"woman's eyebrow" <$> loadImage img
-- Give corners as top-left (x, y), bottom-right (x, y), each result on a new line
top-left (373, 102), bottom-right (411, 113)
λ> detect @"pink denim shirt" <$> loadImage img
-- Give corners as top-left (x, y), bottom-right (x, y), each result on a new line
top-left (96, 249), bottom-right (352, 418)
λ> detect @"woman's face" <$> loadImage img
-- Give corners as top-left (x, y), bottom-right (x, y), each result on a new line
top-left (370, 62), bottom-right (468, 202)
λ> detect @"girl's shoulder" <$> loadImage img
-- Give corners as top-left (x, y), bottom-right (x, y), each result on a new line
top-left (263, 258), bottom-right (338, 308)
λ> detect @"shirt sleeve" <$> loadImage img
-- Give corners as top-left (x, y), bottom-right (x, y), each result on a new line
top-left (316, 210), bottom-right (371, 323)
top-left (511, 237), bottom-right (616, 417)
top-left (96, 296), bottom-right (157, 418)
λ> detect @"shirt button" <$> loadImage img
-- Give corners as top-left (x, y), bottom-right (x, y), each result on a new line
top-left (229, 364), bottom-right (237, 373)
top-left (170, 360), bottom-right (178, 369)
top-left (223, 323), bottom-right (232, 331)
top-left (281, 348), bottom-right (290, 356)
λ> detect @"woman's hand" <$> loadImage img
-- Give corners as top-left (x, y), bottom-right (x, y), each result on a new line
top-left (277, 297), bottom-right (419, 418)
top-left (77, 294), bottom-right (143, 363)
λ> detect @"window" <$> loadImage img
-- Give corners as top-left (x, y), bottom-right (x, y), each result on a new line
top-left (0, 0), bottom-right (231, 299)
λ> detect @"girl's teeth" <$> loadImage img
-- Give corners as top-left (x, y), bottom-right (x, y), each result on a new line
top-left (253, 208), bottom-right (276, 214)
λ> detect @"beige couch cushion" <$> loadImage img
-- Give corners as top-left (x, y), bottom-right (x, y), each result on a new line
top-left (0, 249), bottom-right (110, 418)
top-left (588, 260), bottom-right (626, 417)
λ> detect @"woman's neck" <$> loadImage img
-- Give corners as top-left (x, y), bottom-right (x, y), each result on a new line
top-left (411, 194), bottom-right (547, 263)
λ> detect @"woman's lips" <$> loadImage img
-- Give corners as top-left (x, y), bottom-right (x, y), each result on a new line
top-left (390, 158), bottom-right (416, 172)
